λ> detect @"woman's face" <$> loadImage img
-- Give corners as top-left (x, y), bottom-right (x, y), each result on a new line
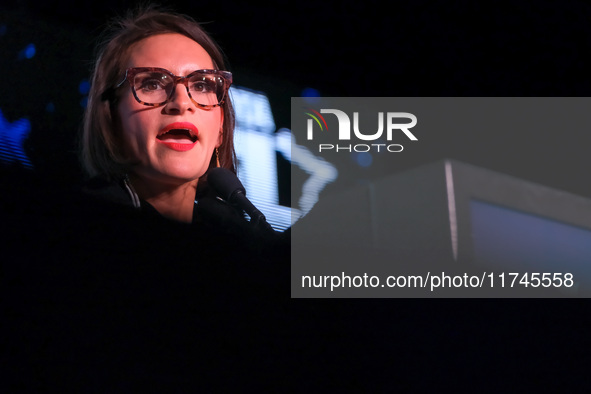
top-left (117, 33), bottom-right (223, 186)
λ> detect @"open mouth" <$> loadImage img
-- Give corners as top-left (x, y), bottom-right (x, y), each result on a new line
top-left (156, 128), bottom-right (198, 144)
top-left (156, 123), bottom-right (199, 151)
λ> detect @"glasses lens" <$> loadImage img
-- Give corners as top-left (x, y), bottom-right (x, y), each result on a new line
top-left (133, 71), bottom-right (173, 105)
top-left (187, 73), bottom-right (226, 106)
top-left (131, 70), bottom-right (228, 106)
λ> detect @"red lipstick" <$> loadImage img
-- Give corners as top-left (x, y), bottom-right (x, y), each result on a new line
top-left (156, 122), bottom-right (199, 152)
top-left (157, 140), bottom-right (198, 151)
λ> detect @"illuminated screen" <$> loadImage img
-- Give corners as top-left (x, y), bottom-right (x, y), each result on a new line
top-left (229, 87), bottom-right (293, 231)
top-left (0, 109), bottom-right (32, 169)
top-left (470, 199), bottom-right (591, 279)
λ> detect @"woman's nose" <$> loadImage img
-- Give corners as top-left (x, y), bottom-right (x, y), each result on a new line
top-left (164, 82), bottom-right (195, 113)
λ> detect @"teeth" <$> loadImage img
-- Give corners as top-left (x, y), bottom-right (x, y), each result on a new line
top-left (158, 129), bottom-right (197, 142)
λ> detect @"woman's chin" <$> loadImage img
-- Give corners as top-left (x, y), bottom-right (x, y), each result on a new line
top-left (159, 170), bottom-right (203, 185)
top-left (133, 167), bottom-right (205, 187)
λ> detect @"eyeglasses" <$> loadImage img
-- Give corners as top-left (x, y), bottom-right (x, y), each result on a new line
top-left (114, 67), bottom-right (233, 109)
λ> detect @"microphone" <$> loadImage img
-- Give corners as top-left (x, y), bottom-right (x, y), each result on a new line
top-left (207, 168), bottom-right (271, 230)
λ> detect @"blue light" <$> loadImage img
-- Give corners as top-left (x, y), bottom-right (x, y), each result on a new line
top-left (45, 102), bottom-right (55, 113)
top-left (80, 96), bottom-right (88, 108)
top-left (0, 24), bottom-right (7, 36)
top-left (18, 43), bottom-right (36, 60)
top-left (354, 152), bottom-right (373, 167)
top-left (24, 43), bottom-right (36, 59)
top-left (78, 80), bottom-right (90, 95)
top-left (301, 87), bottom-right (321, 104)
top-left (0, 109), bottom-right (33, 168)
top-left (302, 87), bottom-right (320, 97)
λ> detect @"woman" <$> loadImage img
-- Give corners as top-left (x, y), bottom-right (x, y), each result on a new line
top-left (81, 7), bottom-right (240, 225)
top-left (6, 8), bottom-right (289, 391)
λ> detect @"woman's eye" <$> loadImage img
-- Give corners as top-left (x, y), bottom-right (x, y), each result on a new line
top-left (190, 80), bottom-right (215, 93)
top-left (140, 79), bottom-right (165, 91)
top-left (134, 73), bottom-right (170, 92)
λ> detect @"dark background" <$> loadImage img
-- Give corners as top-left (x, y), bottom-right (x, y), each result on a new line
top-left (2, 0), bottom-right (591, 390)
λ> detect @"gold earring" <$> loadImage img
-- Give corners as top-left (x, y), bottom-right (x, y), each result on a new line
top-left (215, 148), bottom-right (220, 168)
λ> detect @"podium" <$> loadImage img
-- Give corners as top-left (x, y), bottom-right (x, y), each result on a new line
top-left (292, 160), bottom-right (591, 296)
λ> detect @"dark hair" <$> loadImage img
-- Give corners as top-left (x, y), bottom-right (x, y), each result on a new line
top-left (81, 6), bottom-right (236, 180)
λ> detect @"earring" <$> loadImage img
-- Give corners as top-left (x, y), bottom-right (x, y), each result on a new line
top-left (215, 148), bottom-right (220, 168)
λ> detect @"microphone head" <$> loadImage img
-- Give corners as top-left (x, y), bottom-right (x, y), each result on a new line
top-left (207, 167), bottom-right (246, 202)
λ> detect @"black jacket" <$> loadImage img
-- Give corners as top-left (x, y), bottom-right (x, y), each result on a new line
top-left (3, 174), bottom-right (290, 391)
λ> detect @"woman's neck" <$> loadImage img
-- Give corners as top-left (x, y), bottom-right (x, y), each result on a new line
top-left (128, 174), bottom-right (197, 224)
